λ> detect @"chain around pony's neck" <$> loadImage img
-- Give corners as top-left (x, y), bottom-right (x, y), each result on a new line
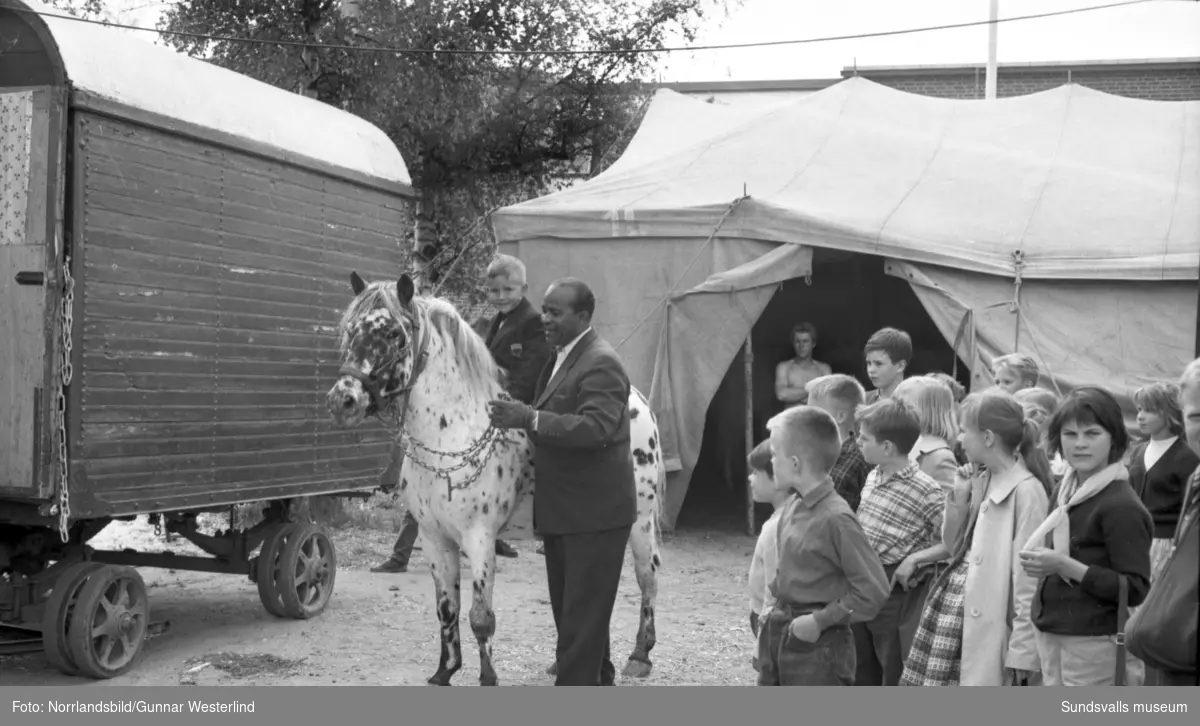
top-left (366, 297), bottom-right (515, 502)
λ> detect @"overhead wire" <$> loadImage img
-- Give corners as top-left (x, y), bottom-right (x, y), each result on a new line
top-left (8, 0), bottom-right (1189, 57)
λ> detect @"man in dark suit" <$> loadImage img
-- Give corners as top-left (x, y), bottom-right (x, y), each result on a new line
top-left (370, 255), bottom-right (552, 573)
top-left (488, 278), bottom-right (637, 687)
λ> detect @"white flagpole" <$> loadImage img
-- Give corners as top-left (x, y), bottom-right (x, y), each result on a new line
top-left (985, 0), bottom-right (999, 99)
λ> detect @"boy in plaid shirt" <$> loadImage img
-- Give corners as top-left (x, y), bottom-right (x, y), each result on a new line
top-left (805, 374), bottom-right (872, 512)
top-left (851, 398), bottom-right (949, 686)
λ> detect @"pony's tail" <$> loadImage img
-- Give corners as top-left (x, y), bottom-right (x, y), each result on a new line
top-left (1019, 418), bottom-right (1056, 500)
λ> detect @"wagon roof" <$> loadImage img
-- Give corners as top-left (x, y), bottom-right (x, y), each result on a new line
top-left (19, 0), bottom-right (414, 195)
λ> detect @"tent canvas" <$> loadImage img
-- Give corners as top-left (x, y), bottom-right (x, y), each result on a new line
top-left (492, 78), bottom-right (1200, 530)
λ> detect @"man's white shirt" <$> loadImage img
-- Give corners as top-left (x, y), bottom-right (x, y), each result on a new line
top-left (532, 326), bottom-right (592, 432)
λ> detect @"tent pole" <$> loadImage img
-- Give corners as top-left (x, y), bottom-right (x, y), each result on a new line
top-left (1195, 272), bottom-right (1200, 358)
top-left (985, 0), bottom-right (999, 100)
top-left (744, 336), bottom-right (755, 537)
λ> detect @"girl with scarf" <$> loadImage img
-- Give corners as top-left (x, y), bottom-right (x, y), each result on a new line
top-left (900, 390), bottom-right (1052, 686)
top-left (1019, 386), bottom-right (1153, 686)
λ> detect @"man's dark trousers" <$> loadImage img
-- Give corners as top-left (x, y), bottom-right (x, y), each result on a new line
top-left (542, 524), bottom-right (632, 686)
top-left (391, 510), bottom-right (420, 562)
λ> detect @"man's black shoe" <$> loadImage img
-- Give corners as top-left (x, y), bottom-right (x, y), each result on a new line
top-left (370, 557), bottom-right (408, 573)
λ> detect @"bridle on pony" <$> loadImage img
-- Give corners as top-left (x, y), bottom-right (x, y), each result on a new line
top-left (337, 297), bottom-right (431, 435)
top-left (338, 295), bottom-right (512, 501)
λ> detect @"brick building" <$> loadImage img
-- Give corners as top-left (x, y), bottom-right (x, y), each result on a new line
top-left (657, 57), bottom-right (1200, 107)
top-left (849, 58), bottom-right (1200, 101)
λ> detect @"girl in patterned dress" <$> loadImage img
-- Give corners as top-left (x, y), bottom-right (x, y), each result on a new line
top-left (901, 390), bottom-right (1053, 686)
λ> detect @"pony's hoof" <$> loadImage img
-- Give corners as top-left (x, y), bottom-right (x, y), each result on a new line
top-left (545, 662), bottom-right (558, 676)
top-left (427, 671), bottom-right (454, 686)
top-left (622, 660), bottom-right (652, 679)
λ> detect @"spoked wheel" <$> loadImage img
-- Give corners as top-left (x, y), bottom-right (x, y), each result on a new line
top-left (255, 522), bottom-right (305, 617)
top-left (277, 524), bottom-right (337, 619)
top-left (64, 565), bottom-right (150, 679)
top-left (41, 561), bottom-right (107, 676)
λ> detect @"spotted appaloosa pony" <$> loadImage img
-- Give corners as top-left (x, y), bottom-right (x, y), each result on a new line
top-left (325, 272), bottom-right (664, 686)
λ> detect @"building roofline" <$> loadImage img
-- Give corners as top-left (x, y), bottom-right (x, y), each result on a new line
top-left (841, 57), bottom-right (1200, 77)
top-left (649, 78), bottom-right (841, 94)
top-left (651, 58), bottom-right (1199, 94)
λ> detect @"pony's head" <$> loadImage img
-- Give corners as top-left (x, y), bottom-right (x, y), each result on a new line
top-left (326, 271), bottom-right (425, 427)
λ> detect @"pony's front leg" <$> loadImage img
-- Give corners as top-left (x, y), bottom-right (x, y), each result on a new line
top-left (425, 534), bottom-right (464, 686)
top-left (623, 518), bottom-right (662, 678)
top-left (462, 529), bottom-right (500, 686)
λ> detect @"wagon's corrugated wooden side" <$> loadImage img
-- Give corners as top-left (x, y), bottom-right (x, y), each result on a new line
top-left (70, 112), bottom-right (409, 517)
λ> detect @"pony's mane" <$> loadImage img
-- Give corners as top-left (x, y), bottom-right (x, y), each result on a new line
top-left (339, 280), bottom-right (503, 398)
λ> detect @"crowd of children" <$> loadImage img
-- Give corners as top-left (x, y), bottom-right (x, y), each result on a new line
top-left (748, 328), bottom-right (1200, 687)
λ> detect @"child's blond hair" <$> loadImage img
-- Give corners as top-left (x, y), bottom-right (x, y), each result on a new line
top-left (805, 374), bottom-right (866, 416)
top-left (486, 254), bottom-right (527, 284)
top-left (1013, 387), bottom-right (1060, 421)
top-left (893, 376), bottom-right (959, 442)
top-left (992, 353), bottom-right (1040, 389)
top-left (766, 406), bottom-right (842, 477)
top-left (1133, 381), bottom-right (1185, 437)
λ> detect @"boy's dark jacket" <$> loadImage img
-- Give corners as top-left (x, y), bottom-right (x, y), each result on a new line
top-left (474, 297), bottom-right (552, 405)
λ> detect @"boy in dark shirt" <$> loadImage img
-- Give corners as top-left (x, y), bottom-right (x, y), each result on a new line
top-left (863, 327), bottom-right (912, 404)
top-left (756, 406), bottom-right (890, 686)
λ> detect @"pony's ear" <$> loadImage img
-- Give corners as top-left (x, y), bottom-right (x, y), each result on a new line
top-left (350, 271), bottom-right (367, 296)
top-left (397, 274), bottom-right (415, 306)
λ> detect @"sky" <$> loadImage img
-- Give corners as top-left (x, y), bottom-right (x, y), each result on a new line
top-left (658, 0), bottom-right (1200, 81)
top-left (87, 0), bottom-right (1200, 82)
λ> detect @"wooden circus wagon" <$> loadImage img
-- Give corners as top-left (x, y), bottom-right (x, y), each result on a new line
top-left (0, 0), bottom-right (415, 677)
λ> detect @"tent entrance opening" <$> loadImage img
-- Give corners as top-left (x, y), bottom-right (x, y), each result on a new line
top-left (675, 250), bottom-right (969, 533)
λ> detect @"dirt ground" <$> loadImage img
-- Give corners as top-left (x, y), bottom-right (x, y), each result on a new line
top-left (0, 511), bottom-right (760, 687)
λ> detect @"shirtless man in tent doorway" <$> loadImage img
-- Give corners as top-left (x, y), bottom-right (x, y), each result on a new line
top-left (775, 322), bottom-right (832, 407)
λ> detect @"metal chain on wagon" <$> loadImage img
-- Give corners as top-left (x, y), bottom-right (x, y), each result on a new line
top-left (53, 257), bottom-right (76, 543)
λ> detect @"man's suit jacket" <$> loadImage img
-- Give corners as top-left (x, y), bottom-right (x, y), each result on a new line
top-left (478, 298), bottom-right (552, 405)
top-left (530, 328), bottom-right (637, 536)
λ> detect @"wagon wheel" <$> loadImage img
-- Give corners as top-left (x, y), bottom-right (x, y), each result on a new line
top-left (41, 561), bottom-right (107, 676)
top-left (64, 565), bottom-right (150, 679)
top-left (276, 524), bottom-right (337, 620)
top-left (255, 522), bottom-right (304, 618)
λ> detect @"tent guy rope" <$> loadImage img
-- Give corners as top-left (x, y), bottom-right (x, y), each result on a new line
top-left (614, 194), bottom-right (751, 353)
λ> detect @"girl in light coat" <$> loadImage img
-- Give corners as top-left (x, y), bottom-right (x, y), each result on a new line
top-left (901, 390), bottom-right (1053, 686)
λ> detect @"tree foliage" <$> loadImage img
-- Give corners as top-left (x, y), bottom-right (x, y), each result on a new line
top-left (45, 0), bottom-right (107, 20)
top-left (151, 0), bottom-right (735, 305)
